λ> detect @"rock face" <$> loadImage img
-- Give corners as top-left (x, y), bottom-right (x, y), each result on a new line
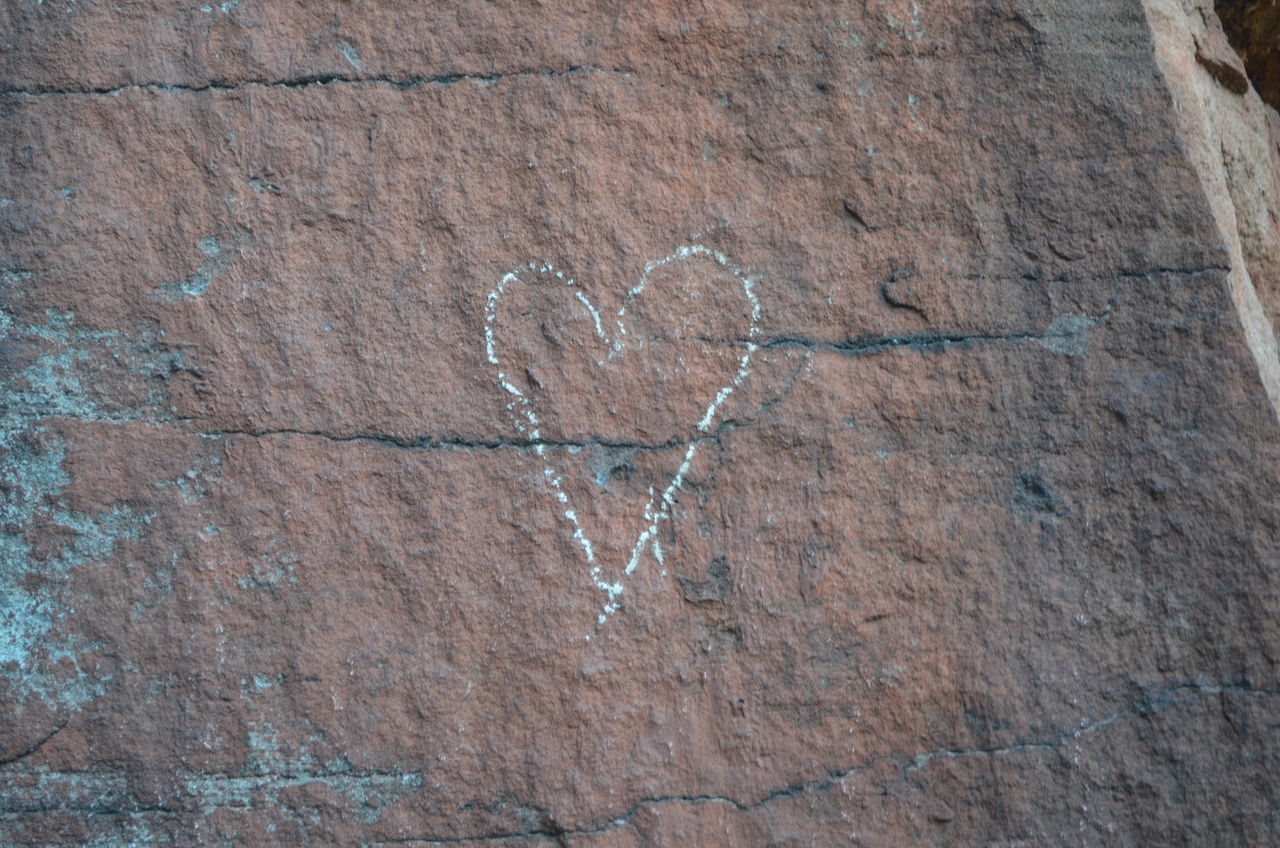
top-left (1146, 0), bottom-right (1280, 408)
top-left (3, 1), bottom-right (1280, 845)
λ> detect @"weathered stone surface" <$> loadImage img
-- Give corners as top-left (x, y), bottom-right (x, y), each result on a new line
top-left (2, 1), bottom-right (1279, 845)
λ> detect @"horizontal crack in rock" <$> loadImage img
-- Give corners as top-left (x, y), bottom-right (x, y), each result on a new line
top-left (751, 330), bottom-right (1041, 354)
top-left (363, 681), bottom-right (1278, 844)
top-left (188, 356), bottom-right (812, 454)
top-left (191, 426), bottom-right (715, 453)
top-left (0, 65), bottom-right (632, 98)
top-left (2, 684), bottom-right (1273, 837)
top-left (727, 287), bottom-right (1125, 357)
top-left (1116, 264), bottom-right (1229, 279)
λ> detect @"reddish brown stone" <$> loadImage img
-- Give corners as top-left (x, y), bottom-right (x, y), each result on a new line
top-left (3, 1), bottom-right (1280, 845)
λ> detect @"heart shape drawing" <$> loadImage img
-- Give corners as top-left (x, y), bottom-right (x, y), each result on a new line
top-left (484, 245), bottom-right (762, 625)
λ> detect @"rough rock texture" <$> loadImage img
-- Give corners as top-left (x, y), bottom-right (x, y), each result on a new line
top-left (2, 1), bottom-right (1280, 845)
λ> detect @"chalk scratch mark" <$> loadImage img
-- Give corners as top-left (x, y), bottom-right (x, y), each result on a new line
top-left (484, 246), bottom-right (761, 626)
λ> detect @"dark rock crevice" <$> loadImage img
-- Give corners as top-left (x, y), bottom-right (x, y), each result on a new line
top-left (1214, 0), bottom-right (1280, 109)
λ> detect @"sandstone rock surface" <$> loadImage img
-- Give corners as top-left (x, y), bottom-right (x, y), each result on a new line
top-left (3, 1), bottom-right (1280, 845)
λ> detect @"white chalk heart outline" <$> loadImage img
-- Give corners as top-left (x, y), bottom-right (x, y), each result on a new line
top-left (484, 245), bottom-right (762, 624)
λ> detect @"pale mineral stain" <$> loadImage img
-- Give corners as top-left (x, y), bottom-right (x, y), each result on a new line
top-left (0, 308), bottom-right (179, 705)
top-left (336, 40), bottom-right (361, 70)
top-left (152, 233), bottom-right (241, 301)
top-left (1038, 312), bottom-right (1097, 357)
